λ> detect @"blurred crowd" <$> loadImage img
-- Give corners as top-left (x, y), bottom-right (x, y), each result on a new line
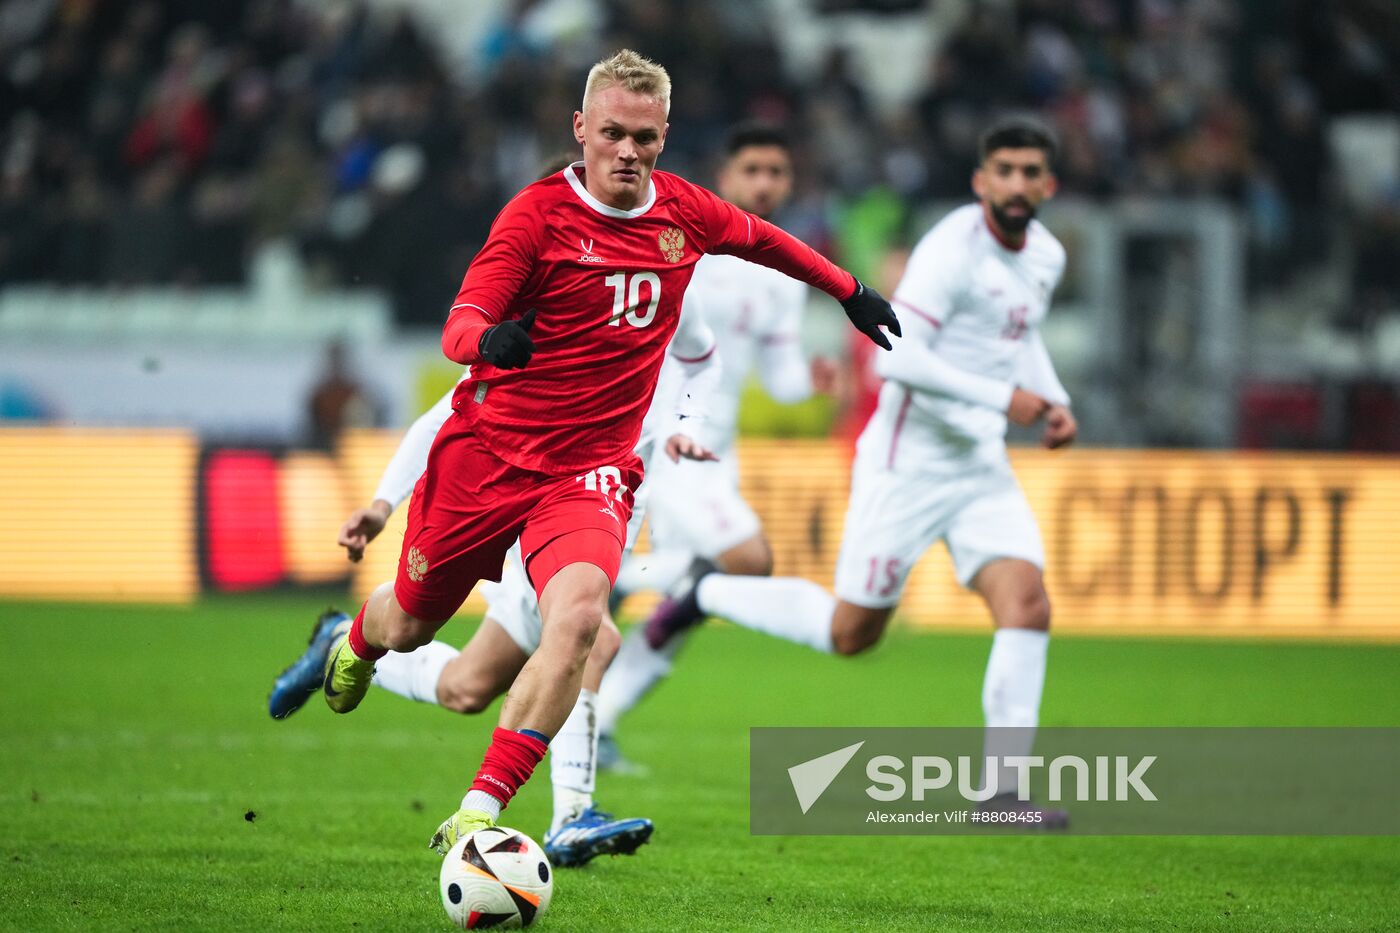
top-left (0, 0), bottom-right (1397, 325)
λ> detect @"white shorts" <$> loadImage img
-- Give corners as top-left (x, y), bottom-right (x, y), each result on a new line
top-left (479, 541), bottom-right (542, 655)
top-left (645, 454), bottom-right (761, 557)
top-left (479, 467), bottom-right (653, 656)
top-left (833, 456), bottom-right (1044, 608)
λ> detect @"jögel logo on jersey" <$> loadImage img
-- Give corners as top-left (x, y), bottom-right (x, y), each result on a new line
top-left (577, 239), bottom-right (606, 263)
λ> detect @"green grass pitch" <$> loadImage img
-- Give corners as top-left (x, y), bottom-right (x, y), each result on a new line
top-left (4, 595), bottom-right (1399, 931)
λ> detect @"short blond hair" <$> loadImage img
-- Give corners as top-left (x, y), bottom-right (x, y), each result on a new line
top-left (582, 49), bottom-right (671, 116)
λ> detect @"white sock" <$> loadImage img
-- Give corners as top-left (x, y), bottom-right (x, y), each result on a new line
top-left (696, 575), bottom-right (836, 653)
top-left (371, 640), bottom-right (457, 705)
top-left (980, 628), bottom-right (1049, 798)
top-left (595, 625), bottom-right (681, 737)
top-left (550, 689), bottom-right (597, 832)
top-left (461, 789), bottom-right (503, 820)
top-left (614, 548), bottom-right (694, 598)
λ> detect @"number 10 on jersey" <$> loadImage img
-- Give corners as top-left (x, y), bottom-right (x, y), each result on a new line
top-left (605, 272), bottom-right (660, 328)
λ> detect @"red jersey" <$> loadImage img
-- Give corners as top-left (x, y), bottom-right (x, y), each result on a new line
top-left (442, 164), bottom-right (856, 474)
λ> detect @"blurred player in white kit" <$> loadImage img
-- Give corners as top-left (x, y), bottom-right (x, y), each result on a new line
top-left (640, 119), bottom-right (1077, 822)
top-left (595, 123), bottom-right (836, 765)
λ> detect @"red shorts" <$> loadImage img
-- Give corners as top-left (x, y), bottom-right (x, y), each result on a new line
top-left (394, 422), bottom-right (641, 622)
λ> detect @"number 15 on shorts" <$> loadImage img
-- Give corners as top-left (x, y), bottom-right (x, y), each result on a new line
top-left (866, 557), bottom-right (901, 598)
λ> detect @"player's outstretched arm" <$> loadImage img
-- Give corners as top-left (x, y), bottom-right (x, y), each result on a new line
top-left (875, 310), bottom-right (1019, 413)
top-left (372, 387), bottom-right (456, 508)
top-left (1015, 331), bottom-right (1071, 408)
top-left (664, 287), bottom-right (723, 449)
top-left (695, 184), bottom-right (899, 349)
top-left (337, 386), bottom-right (457, 561)
top-left (338, 500), bottom-right (392, 563)
top-left (1012, 330), bottom-right (1074, 443)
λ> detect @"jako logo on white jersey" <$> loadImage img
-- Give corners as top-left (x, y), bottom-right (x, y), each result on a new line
top-left (578, 239), bottom-right (606, 263)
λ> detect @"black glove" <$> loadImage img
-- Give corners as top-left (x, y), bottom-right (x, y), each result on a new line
top-left (840, 280), bottom-right (901, 351)
top-left (477, 309), bottom-right (536, 369)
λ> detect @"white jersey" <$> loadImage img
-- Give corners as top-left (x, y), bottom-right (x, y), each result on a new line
top-left (679, 253), bottom-right (811, 452)
top-left (637, 287), bottom-right (720, 456)
top-left (639, 253), bottom-right (810, 560)
top-left (864, 203), bottom-right (1068, 473)
top-left (834, 204), bottom-right (1068, 603)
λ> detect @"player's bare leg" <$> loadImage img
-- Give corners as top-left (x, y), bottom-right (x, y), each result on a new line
top-left (431, 562), bottom-right (613, 853)
top-left (322, 581), bottom-right (450, 714)
top-left (531, 612), bottom-right (652, 865)
top-left (272, 609), bottom-right (530, 719)
top-left (370, 610), bottom-right (619, 716)
top-left (434, 621), bottom-right (530, 711)
top-left (348, 596), bottom-right (647, 865)
top-left (973, 558), bottom-right (1051, 634)
top-left (969, 558), bottom-right (1065, 827)
top-left (368, 604), bottom-right (646, 863)
top-left (716, 533), bottom-right (773, 576)
top-left (501, 562), bottom-right (610, 735)
top-left (427, 606), bottom-right (624, 831)
top-left (828, 601), bottom-right (894, 655)
top-left (598, 530), bottom-right (775, 759)
top-left (362, 580), bottom-right (443, 651)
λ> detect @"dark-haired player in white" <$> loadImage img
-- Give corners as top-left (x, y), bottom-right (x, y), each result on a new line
top-left (644, 120), bottom-right (1077, 823)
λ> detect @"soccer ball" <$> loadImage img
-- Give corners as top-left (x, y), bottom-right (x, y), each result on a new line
top-left (439, 826), bottom-right (553, 929)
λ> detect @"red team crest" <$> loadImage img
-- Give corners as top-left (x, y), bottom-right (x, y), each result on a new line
top-left (658, 227), bottom-right (685, 262)
top-left (1001, 304), bottom-right (1030, 341)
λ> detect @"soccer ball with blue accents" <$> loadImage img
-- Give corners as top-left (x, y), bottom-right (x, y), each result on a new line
top-left (439, 827), bottom-right (553, 929)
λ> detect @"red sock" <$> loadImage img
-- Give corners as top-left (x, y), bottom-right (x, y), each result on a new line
top-left (469, 728), bottom-right (549, 808)
top-left (347, 604), bottom-right (387, 662)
